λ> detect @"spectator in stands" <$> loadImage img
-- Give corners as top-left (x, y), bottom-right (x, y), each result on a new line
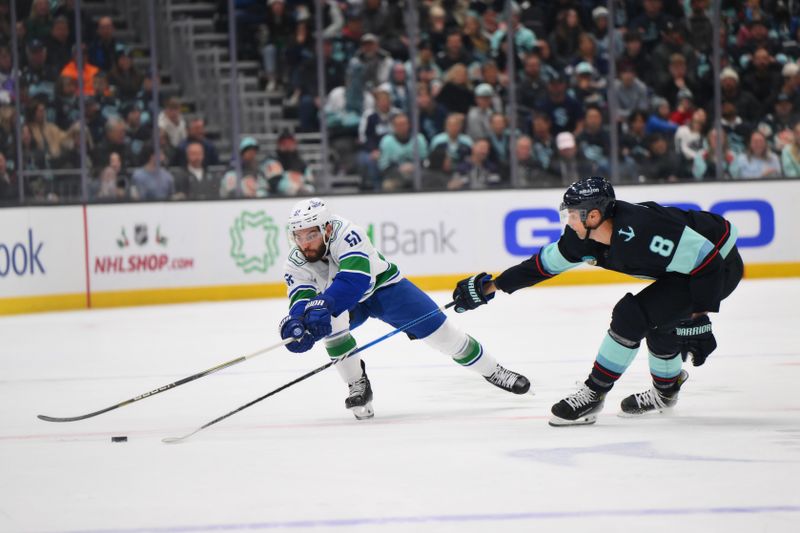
top-left (220, 137), bottom-right (267, 198)
top-left (0, 1), bottom-right (10, 45)
top-left (93, 72), bottom-right (120, 119)
top-left (466, 83), bottom-right (497, 141)
top-left (173, 118), bottom-right (219, 167)
top-left (590, 6), bottom-right (623, 71)
top-left (270, 130), bottom-right (314, 195)
top-left (651, 20), bottom-right (696, 88)
top-left (274, 130), bottom-right (307, 175)
top-left (387, 62), bottom-right (412, 113)
top-left (0, 152), bottom-right (15, 201)
top-left (668, 88), bottom-right (694, 126)
top-left (686, 0), bottom-right (713, 56)
top-left (451, 138), bottom-right (501, 190)
top-left (90, 165), bottom-right (126, 201)
top-left (158, 98), bottom-right (187, 149)
top-left (641, 132), bottom-right (683, 181)
top-left (92, 116), bottom-right (133, 172)
top-left (0, 45), bottom-right (12, 104)
top-left (172, 142), bottom-right (219, 200)
top-left (417, 84), bottom-right (448, 141)
top-left (431, 113), bottom-right (472, 168)
top-left (260, 0), bottom-right (295, 91)
top-left (731, 130), bottom-right (781, 179)
top-left (554, 131), bottom-right (592, 185)
top-left (614, 60), bottom-right (649, 121)
top-left (61, 44), bottom-right (99, 96)
top-left (436, 63), bottom-right (474, 114)
top-left (628, 0), bottom-right (672, 54)
top-left (570, 62), bottom-right (604, 108)
top-left (620, 110), bottom-right (650, 182)
top-left (45, 16), bottom-right (71, 73)
top-left (658, 53), bottom-right (699, 109)
top-left (88, 16), bottom-right (118, 71)
top-left (108, 46), bottom-right (144, 101)
top-left (674, 108), bottom-right (707, 169)
top-left (378, 113), bottom-right (428, 191)
top-left (735, 18), bottom-right (780, 58)
top-left (19, 123), bottom-right (48, 175)
top-left (121, 104), bottom-right (150, 164)
top-left (358, 84), bottom-right (399, 189)
top-left (576, 106), bottom-right (610, 174)
top-left (292, 38), bottom-right (346, 131)
top-left (437, 30), bottom-right (474, 72)
top-left (620, 30), bottom-right (651, 86)
top-left (536, 71), bottom-right (583, 134)
top-left (347, 33), bottom-right (392, 92)
top-left (529, 111), bottom-right (558, 180)
top-left (776, 62), bottom-right (800, 109)
top-left (781, 122), bottom-right (800, 177)
top-left (719, 66), bottom-right (760, 124)
top-left (130, 143), bottom-right (175, 201)
top-left (462, 11), bottom-right (489, 62)
top-left (645, 96), bottom-right (678, 137)
top-left (720, 100), bottom-right (753, 155)
top-left (510, 134), bottom-right (555, 188)
top-left (25, 0), bottom-right (52, 42)
top-left (759, 93), bottom-right (797, 153)
top-left (54, 0), bottom-right (93, 43)
top-left (407, 39), bottom-right (442, 95)
top-left (571, 32), bottom-right (607, 78)
top-left (548, 8), bottom-right (582, 69)
top-left (26, 99), bottom-right (76, 169)
top-left (487, 112), bottom-right (511, 165)
top-left (693, 128), bottom-right (735, 180)
top-left (426, 5), bottom-right (449, 56)
top-left (518, 54), bottom-right (548, 112)
top-left (362, 0), bottom-right (404, 59)
top-left (21, 39), bottom-right (57, 105)
top-left (741, 47), bottom-right (781, 118)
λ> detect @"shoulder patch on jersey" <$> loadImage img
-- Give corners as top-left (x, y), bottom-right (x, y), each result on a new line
top-left (288, 248), bottom-right (307, 267)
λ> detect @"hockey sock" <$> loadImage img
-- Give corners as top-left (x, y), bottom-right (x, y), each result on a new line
top-left (587, 330), bottom-right (640, 392)
top-left (648, 351), bottom-right (683, 393)
top-left (325, 332), bottom-right (362, 384)
top-left (423, 320), bottom-right (498, 377)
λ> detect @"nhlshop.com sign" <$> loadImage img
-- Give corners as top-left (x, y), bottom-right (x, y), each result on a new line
top-left (93, 223), bottom-right (194, 275)
top-left (0, 229), bottom-right (45, 277)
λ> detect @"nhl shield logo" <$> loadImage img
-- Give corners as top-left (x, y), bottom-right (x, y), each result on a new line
top-left (134, 224), bottom-right (148, 246)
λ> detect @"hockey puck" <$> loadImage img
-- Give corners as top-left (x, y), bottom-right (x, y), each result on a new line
top-left (111, 436), bottom-right (128, 443)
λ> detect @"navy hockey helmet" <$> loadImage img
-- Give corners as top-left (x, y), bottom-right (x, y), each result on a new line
top-left (560, 176), bottom-right (616, 222)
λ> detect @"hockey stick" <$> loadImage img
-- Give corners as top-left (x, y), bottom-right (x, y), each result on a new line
top-left (162, 301), bottom-right (456, 444)
top-left (37, 336), bottom-right (300, 423)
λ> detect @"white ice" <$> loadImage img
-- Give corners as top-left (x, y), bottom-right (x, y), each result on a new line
top-left (1, 279), bottom-right (799, 533)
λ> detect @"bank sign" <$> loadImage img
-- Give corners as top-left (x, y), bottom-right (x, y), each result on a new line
top-left (505, 198), bottom-right (776, 256)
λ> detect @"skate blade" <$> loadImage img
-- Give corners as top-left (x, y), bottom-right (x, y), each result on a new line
top-left (350, 402), bottom-right (374, 420)
top-left (548, 413), bottom-right (598, 427)
top-left (617, 407), bottom-right (675, 418)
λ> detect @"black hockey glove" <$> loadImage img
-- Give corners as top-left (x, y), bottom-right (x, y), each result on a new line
top-left (452, 272), bottom-right (495, 313)
top-left (675, 315), bottom-right (717, 366)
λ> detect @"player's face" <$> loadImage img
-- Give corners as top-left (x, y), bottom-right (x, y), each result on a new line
top-left (564, 209), bottom-right (588, 238)
top-left (294, 226), bottom-right (328, 262)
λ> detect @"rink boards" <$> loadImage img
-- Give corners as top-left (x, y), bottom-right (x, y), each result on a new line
top-left (1, 180), bottom-right (798, 314)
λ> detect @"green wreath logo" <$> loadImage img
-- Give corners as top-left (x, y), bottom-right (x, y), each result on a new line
top-left (230, 211), bottom-right (281, 273)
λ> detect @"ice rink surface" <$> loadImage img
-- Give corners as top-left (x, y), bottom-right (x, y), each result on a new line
top-left (1, 279), bottom-right (799, 533)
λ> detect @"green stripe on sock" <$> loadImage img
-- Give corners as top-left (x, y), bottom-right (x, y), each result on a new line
top-left (326, 335), bottom-right (357, 359)
top-left (453, 336), bottom-right (482, 366)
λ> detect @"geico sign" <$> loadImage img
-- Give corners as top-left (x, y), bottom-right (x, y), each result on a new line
top-left (0, 229), bottom-right (45, 277)
top-left (504, 199), bottom-right (775, 256)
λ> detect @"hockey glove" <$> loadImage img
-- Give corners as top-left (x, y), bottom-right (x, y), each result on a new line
top-left (452, 272), bottom-right (495, 313)
top-left (675, 315), bottom-right (717, 366)
top-left (303, 294), bottom-right (335, 341)
top-left (280, 316), bottom-right (314, 353)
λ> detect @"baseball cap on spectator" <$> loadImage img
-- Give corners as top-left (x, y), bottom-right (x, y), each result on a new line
top-left (278, 129), bottom-right (295, 143)
top-left (361, 33), bottom-right (379, 44)
top-left (556, 132), bottom-right (576, 150)
top-left (575, 62), bottom-right (594, 76)
top-left (239, 136), bottom-right (258, 153)
top-left (651, 96), bottom-right (669, 111)
top-left (720, 67), bottom-right (739, 82)
top-left (115, 43), bottom-right (131, 56)
top-left (592, 6), bottom-right (608, 19)
top-left (677, 88), bottom-right (694, 101)
top-left (474, 83), bottom-right (495, 97)
top-left (782, 62), bottom-right (800, 77)
top-left (27, 38), bottom-right (45, 51)
top-left (375, 82), bottom-right (392, 95)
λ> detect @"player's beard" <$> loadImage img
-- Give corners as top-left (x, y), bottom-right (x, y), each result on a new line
top-left (301, 242), bottom-right (328, 262)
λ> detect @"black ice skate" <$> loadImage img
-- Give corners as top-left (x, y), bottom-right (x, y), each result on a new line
top-left (549, 385), bottom-right (606, 426)
top-left (484, 364), bottom-right (532, 395)
top-left (345, 360), bottom-right (374, 420)
top-left (619, 370), bottom-right (689, 417)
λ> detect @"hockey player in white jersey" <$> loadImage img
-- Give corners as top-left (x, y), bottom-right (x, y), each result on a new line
top-left (280, 198), bottom-right (531, 420)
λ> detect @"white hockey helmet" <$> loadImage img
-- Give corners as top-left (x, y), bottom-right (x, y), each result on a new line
top-left (287, 197), bottom-right (331, 242)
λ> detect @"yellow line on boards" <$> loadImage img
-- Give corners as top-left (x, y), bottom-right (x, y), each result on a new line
top-left (2, 262), bottom-right (799, 316)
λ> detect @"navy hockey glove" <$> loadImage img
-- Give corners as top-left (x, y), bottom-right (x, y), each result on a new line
top-left (676, 315), bottom-right (716, 366)
top-left (452, 272), bottom-right (495, 313)
top-left (280, 316), bottom-right (314, 353)
top-left (303, 295), bottom-right (335, 341)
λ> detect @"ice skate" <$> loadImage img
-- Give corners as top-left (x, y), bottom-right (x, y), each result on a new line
top-left (345, 360), bottom-right (374, 420)
top-left (549, 385), bottom-right (606, 426)
top-left (484, 364), bottom-right (531, 395)
top-left (619, 370), bottom-right (689, 417)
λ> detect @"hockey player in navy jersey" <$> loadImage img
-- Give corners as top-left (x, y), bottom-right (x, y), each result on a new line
top-left (280, 198), bottom-right (530, 420)
top-left (452, 176), bottom-right (743, 426)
